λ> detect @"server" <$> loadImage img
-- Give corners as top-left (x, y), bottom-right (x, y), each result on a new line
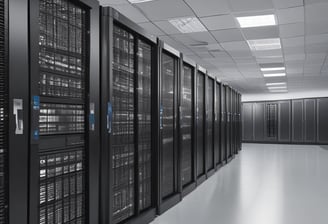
top-left (214, 80), bottom-right (222, 168)
top-left (226, 86), bottom-right (232, 161)
top-left (221, 85), bottom-right (227, 163)
top-left (29, 0), bottom-right (100, 223)
top-left (179, 56), bottom-right (197, 197)
top-left (100, 8), bottom-right (157, 224)
top-left (206, 75), bottom-right (215, 177)
top-left (196, 66), bottom-right (207, 185)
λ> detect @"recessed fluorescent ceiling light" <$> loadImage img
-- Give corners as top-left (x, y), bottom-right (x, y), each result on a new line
top-left (269, 89), bottom-right (288, 93)
top-left (247, 38), bottom-right (281, 51)
top-left (263, 73), bottom-right (286, 77)
top-left (267, 86), bottom-right (287, 89)
top-left (169, 17), bottom-right (207, 33)
top-left (266, 82), bottom-right (286, 86)
top-left (261, 67), bottom-right (285, 72)
top-left (128, 0), bottom-right (153, 3)
top-left (237, 14), bottom-right (276, 28)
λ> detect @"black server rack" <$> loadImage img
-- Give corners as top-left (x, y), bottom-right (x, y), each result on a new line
top-left (265, 102), bottom-right (278, 142)
top-left (29, 0), bottom-right (100, 223)
top-left (214, 81), bottom-right (222, 167)
top-left (226, 86), bottom-right (232, 161)
top-left (304, 99), bottom-right (316, 143)
top-left (206, 75), bottom-right (215, 177)
top-left (179, 56), bottom-right (197, 197)
top-left (0, 0), bottom-right (8, 222)
top-left (220, 85), bottom-right (227, 163)
top-left (157, 41), bottom-right (181, 214)
top-left (100, 8), bottom-right (157, 224)
top-left (196, 66), bottom-right (206, 185)
top-left (278, 101), bottom-right (291, 142)
top-left (237, 94), bottom-right (242, 151)
top-left (253, 102), bottom-right (265, 141)
top-left (317, 98), bottom-right (328, 144)
top-left (232, 90), bottom-right (237, 155)
top-left (242, 103), bottom-right (254, 141)
top-left (292, 100), bottom-right (304, 143)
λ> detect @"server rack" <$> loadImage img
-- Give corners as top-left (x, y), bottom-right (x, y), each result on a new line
top-left (179, 56), bottom-right (197, 198)
top-left (278, 101), bottom-right (291, 142)
top-left (317, 98), bottom-right (328, 144)
top-left (292, 99), bottom-right (304, 143)
top-left (226, 86), bottom-right (232, 162)
top-left (0, 0), bottom-right (8, 222)
top-left (100, 8), bottom-right (157, 224)
top-left (304, 99), bottom-right (316, 143)
top-left (156, 41), bottom-right (181, 214)
top-left (196, 66), bottom-right (207, 185)
top-left (237, 94), bottom-right (242, 151)
top-left (214, 80), bottom-right (222, 168)
top-left (206, 75), bottom-right (215, 178)
top-left (29, 0), bottom-right (100, 223)
top-left (221, 85), bottom-right (227, 163)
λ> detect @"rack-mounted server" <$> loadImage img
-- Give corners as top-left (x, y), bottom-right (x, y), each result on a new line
top-left (100, 7), bottom-right (157, 224)
top-left (206, 76), bottom-right (215, 178)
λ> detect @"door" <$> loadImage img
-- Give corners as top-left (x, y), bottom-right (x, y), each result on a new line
top-left (292, 100), bottom-right (304, 143)
top-left (304, 99), bottom-right (316, 143)
top-left (180, 63), bottom-right (195, 188)
top-left (206, 77), bottom-right (215, 172)
top-left (278, 101), bottom-right (291, 142)
top-left (196, 71), bottom-right (205, 178)
top-left (242, 103), bottom-right (254, 141)
top-left (254, 103), bottom-right (265, 141)
top-left (317, 98), bottom-right (328, 143)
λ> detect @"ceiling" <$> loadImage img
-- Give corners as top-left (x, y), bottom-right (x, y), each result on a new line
top-left (99, 0), bottom-right (328, 96)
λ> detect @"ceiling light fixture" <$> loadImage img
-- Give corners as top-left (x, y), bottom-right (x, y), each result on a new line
top-left (169, 17), bottom-right (207, 33)
top-left (247, 38), bottom-right (281, 51)
top-left (261, 67), bottom-right (285, 72)
top-left (128, 0), bottom-right (153, 3)
top-left (267, 86), bottom-right (287, 90)
top-left (237, 14), bottom-right (277, 28)
top-left (266, 82), bottom-right (286, 86)
top-left (269, 89), bottom-right (288, 93)
top-left (263, 73), bottom-right (286, 77)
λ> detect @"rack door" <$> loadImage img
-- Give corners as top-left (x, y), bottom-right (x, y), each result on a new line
top-left (304, 99), bottom-right (316, 143)
top-left (0, 0), bottom-right (8, 221)
top-left (215, 82), bottom-right (221, 166)
top-left (180, 64), bottom-right (195, 188)
top-left (206, 77), bottom-right (215, 173)
top-left (292, 99), bottom-right (304, 143)
top-left (278, 101), bottom-right (291, 142)
top-left (254, 103), bottom-right (265, 141)
top-left (196, 71), bottom-right (206, 178)
top-left (226, 87), bottom-right (232, 159)
top-left (221, 87), bottom-right (226, 162)
top-left (317, 98), bottom-right (328, 143)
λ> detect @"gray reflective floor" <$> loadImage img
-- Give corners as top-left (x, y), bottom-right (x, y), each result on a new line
top-left (151, 144), bottom-right (328, 224)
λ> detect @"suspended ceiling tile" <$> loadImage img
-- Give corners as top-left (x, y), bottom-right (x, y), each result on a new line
top-left (99, 0), bottom-right (129, 5)
top-left (229, 50), bottom-right (254, 58)
top-left (279, 23), bottom-right (304, 38)
top-left (171, 32), bottom-right (217, 47)
top-left (306, 21), bottom-right (328, 35)
top-left (153, 21), bottom-right (181, 35)
top-left (138, 22), bottom-right (165, 36)
top-left (111, 4), bottom-right (149, 23)
top-left (242, 26), bottom-right (279, 40)
top-left (211, 29), bottom-right (244, 42)
top-left (272, 0), bottom-right (303, 9)
top-left (284, 46), bottom-right (305, 55)
top-left (282, 36), bottom-right (305, 48)
top-left (285, 54), bottom-right (306, 61)
top-left (234, 58), bottom-right (257, 64)
top-left (277, 6), bottom-right (304, 25)
top-left (256, 57), bottom-right (284, 64)
top-left (306, 34), bottom-right (328, 45)
top-left (135, 0), bottom-right (194, 21)
top-left (253, 49), bottom-right (283, 58)
top-left (306, 43), bottom-right (328, 53)
top-left (305, 2), bottom-right (328, 23)
top-left (305, 53), bottom-right (326, 64)
top-left (229, 0), bottom-right (274, 12)
top-left (305, 0), bottom-right (328, 4)
top-left (183, 0), bottom-right (231, 17)
top-left (200, 15), bottom-right (237, 31)
top-left (221, 41), bottom-right (250, 51)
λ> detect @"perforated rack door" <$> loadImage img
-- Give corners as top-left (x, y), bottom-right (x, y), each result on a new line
top-left (181, 64), bottom-right (193, 187)
top-left (206, 78), bottom-right (214, 171)
top-left (196, 72), bottom-right (205, 177)
top-left (112, 25), bottom-right (135, 223)
top-left (38, 0), bottom-right (88, 223)
top-left (0, 0), bottom-right (8, 222)
top-left (215, 83), bottom-right (221, 165)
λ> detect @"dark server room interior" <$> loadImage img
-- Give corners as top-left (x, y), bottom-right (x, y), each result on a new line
top-left (2, 0), bottom-right (328, 224)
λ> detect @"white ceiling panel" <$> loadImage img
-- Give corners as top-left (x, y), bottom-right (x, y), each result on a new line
top-left (153, 21), bottom-right (181, 35)
top-left (138, 22), bottom-right (165, 36)
top-left (253, 49), bottom-right (283, 58)
top-left (285, 54), bottom-right (306, 61)
top-left (111, 4), bottom-right (149, 23)
top-left (135, 0), bottom-right (194, 21)
top-left (272, 0), bottom-right (303, 9)
top-left (306, 34), bottom-right (328, 45)
top-left (99, 0), bottom-right (129, 5)
top-left (277, 6), bottom-right (304, 25)
top-left (306, 43), bottom-right (328, 53)
top-left (171, 32), bottom-right (217, 46)
top-left (305, 53), bottom-right (326, 64)
top-left (306, 21), bottom-right (328, 35)
top-left (305, 2), bottom-right (328, 23)
top-left (256, 57), bottom-right (284, 63)
top-left (184, 0), bottom-right (231, 17)
top-left (200, 15), bottom-right (237, 31)
top-left (229, 0), bottom-right (274, 12)
top-left (229, 51), bottom-right (254, 58)
top-left (279, 23), bottom-right (304, 38)
top-left (242, 26), bottom-right (279, 40)
top-left (283, 46), bottom-right (305, 55)
top-left (282, 37), bottom-right (304, 48)
top-left (221, 41), bottom-right (250, 51)
top-left (211, 29), bottom-right (244, 42)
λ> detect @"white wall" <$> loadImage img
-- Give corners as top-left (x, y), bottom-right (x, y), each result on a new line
top-left (242, 90), bottom-right (328, 102)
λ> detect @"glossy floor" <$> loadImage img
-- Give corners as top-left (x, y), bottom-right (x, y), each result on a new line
top-left (151, 144), bottom-right (328, 224)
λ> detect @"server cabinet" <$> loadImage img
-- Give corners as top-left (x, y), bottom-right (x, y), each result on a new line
top-left (265, 102), bottom-right (278, 141)
top-left (232, 90), bottom-right (238, 154)
top-left (226, 86), bottom-right (232, 160)
top-left (196, 67), bottom-right (206, 184)
top-left (29, 0), bottom-right (100, 224)
top-left (304, 99), bottom-right (316, 143)
top-left (157, 42), bottom-right (181, 214)
top-left (292, 100), bottom-right (304, 143)
top-left (179, 57), bottom-right (196, 197)
top-left (220, 85), bottom-right (227, 163)
top-left (317, 98), bottom-right (328, 143)
top-left (214, 81), bottom-right (221, 167)
top-left (278, 101), bottom-right (291, 142)
top-left (237, 94), bottom-right (242, 151)
top-left (206, 76), bottom-right (215, 177)
top-left (100, 8), bottom-right (157, 223)
top-left (0, 0), bottom-right (8, 221)
top-left (242, 103), bottom-right (253, 141)
top-left (254, 102), bottom-right (265, 141)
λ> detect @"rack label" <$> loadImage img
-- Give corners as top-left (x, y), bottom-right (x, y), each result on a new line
top-left (160, 105), bottom-right (163, 129)
top-left (107, 102), bottom-right (112, 134)
top-left (33, 95), bottom-right (40, 110)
